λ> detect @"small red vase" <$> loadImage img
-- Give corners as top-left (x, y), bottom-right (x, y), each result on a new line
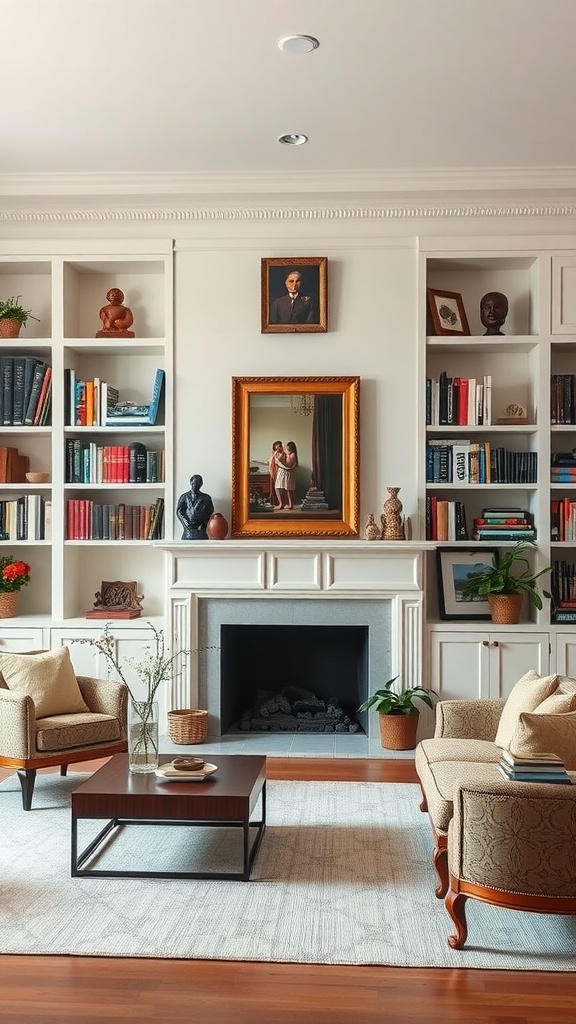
top-left (206, 512), bottom-right (229, 540)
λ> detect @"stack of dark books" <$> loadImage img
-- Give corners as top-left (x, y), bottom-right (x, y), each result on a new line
top-left (472, 507), bottom-right (535, 542)
top-left (551, 450), bottom-right (576, 484)
top-left (301, 486), bottom-right (329, 511)
top-left (499, 749), bottom-right (572, 784)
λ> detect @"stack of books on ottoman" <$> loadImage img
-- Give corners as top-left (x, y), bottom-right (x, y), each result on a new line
top-left (499, 749), bottom-right (572, 784)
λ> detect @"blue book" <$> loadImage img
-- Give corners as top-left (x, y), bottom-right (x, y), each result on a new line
top-left (148, 368), bottom-right (165, 425)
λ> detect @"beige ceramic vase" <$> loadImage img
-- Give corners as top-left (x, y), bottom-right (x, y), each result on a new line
top-left (364, 513), bottom-right (380, 541)
top-left (380, 487), bottom-right (405, 540)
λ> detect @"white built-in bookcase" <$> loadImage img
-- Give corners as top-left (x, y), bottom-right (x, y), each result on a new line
top-left (0, 243), bottom-right (173, 651)
top-left (419, 241), bottom-right (576, 697)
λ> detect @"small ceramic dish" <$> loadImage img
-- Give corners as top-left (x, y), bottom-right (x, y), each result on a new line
top-left (155, 763), bottom-right (218, 782)
top-left (25, 471), bottom-right (50, 484)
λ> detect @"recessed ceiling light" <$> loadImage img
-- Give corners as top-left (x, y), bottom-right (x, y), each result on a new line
top-left (278, 133), bottom-right (308, 146)
top-left (277, 35), bottom-right (319, 54)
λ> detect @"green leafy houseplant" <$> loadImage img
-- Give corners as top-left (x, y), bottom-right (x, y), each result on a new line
top-left (0, 295), bottom-right (40, 327)
top-left (358, 676), bottom-right (438, 716)
top-left (460, 542), bottom-right (552, 610)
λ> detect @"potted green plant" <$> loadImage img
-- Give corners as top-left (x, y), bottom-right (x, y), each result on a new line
top-left (358, 676), bottom-right (438, 750)
top-left (460, 541), bottom-right (552, 624)
top-left (0, 295), bottom-right (40, 338)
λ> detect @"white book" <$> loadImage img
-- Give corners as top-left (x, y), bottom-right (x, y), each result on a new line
top-left (452, 441), bottom-right (471, 485)
top-left (483, 374), bottom-right (492, 425)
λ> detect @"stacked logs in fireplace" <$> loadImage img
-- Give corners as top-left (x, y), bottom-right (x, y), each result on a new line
top-left (238, 686), bottom-right (361, 733)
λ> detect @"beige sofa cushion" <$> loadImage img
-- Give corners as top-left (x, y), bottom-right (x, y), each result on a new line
top-left (0, 647), bottom-right (89, 719)
top-left (533, 691), bottom-right (576, 714)
top-left (494, 670), bottom-right (559, 748)
top-left (509, 710), bottom-right (576, 770)
top-left (35, 713), bottom-right (121, 752)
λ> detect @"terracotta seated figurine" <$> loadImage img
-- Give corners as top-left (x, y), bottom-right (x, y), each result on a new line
top-left (96, 288), bottom-right (135, 338)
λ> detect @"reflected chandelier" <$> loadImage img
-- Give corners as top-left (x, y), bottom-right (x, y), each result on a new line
top-left (290, 394), bottom-right (314, 416)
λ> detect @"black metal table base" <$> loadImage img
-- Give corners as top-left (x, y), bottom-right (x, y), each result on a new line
top-left (71, 790), bottom-right (266, 881)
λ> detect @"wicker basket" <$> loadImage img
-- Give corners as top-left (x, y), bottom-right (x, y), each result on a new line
top-left (167, 708), bottom-right (208, 745)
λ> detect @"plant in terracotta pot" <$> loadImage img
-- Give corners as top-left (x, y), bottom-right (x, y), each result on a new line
top-left (0, 556), bottom-right (31, 617)
top-left (358, 676), bottom-right (438, 750)
top-left (460, 541), bottom-right (552, 624)
top-left (0, 295), bottom-right (40, 338)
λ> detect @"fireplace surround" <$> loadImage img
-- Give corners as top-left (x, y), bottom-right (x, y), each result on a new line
top-left (159, 540), bottom-right (430, 742)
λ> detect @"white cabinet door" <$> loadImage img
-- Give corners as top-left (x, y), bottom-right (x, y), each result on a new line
top-left (552, 256), bottom-right (576, 334)
top-left (488, 633), bottom-right (550, 699)
top-left (429, 631), bottom-right (490, 701)
top-left (0, 627), bottom-right (47, 652)
top-left (554, 633), bottom-right (576, 677)
top-left (430, 629), bottom-right (550, 703)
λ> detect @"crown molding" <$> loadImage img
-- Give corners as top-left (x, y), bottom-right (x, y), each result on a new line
top-left (1, 167), bottom-right (576, 197)
top-left (1, 196), bottom-right (576, 224)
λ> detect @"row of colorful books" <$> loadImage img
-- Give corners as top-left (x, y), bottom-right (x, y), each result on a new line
top-left (65, 498), bottom-right (164, 541)
top-left (65, 440), bottom-right (164, 484)
top-left (472, 507), bottom-right (535, 542)
top-left (426, 440), bottom-right (537, 484)
top-left (65, 368), bottom-right (165, 427)
top-left (0, 495), bottom-right (52, 541)
top-left (1, 356), bottom-right (52, 426)
top-left (425, 373), bottom-right (492, 426)
top-left (498, 749), bottom-right (572, 785)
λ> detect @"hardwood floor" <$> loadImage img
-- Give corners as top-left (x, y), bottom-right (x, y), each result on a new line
top-left (1, 757), bottom-right (575, 1024)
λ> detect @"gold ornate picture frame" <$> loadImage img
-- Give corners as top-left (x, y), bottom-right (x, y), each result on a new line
top-left (231, 375), bottom-right (359, 538)
top-left (261, 257), bottom-right (327, 333)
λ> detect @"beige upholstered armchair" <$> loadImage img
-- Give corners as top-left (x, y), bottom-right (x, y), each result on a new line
top-left (446, 777), bottom-right (576, 949)
top-left (0, 648), bottom-right (128, 810)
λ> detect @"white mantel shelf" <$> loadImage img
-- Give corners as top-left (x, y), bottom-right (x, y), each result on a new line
top-left (157, 539), bottom-right (435, 596)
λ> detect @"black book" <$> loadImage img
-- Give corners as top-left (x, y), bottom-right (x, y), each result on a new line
top-left (24, 361), bottom-right (48, 425)
top-left (12, 355), bottom-right (27, 425)
top-left (1, 356), bottom-right (14, 425)
top-left (129, 442), bottom-right (147, 484)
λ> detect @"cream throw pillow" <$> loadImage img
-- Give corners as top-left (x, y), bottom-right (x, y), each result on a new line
top-left (494, 670), bottom-right (559, 749)
top-left (533, 691), bottom-right (576, 714)
top-left (510, 710), bottom-right (576, 770)
top-left (0, 647), bottom-right (89, 719)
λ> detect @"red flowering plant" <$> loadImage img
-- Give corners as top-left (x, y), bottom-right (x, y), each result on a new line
top-left (0, 556), bottom-right (31, 593)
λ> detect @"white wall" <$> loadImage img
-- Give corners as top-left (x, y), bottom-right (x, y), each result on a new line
top-left (173, 232), bottom-right (419, 534)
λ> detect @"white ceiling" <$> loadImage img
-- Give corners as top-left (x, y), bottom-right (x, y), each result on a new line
top-left (3, 0), bottom-right (576, 200)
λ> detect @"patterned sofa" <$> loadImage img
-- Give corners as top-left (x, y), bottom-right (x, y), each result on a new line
top-left (415, 670), bottom-right (576, 947)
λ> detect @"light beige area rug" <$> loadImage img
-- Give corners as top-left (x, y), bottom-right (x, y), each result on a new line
top-left (1, 774), bottom-right (575, 969)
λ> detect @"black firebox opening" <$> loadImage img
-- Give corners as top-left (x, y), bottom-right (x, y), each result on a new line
top-left (220, 624), bottom-right (369, 734)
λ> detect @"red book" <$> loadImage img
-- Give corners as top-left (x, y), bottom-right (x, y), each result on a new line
top-left (33, 366), bottom-right (52, 425)
top-left (458, 378), bottom-right (469, 425)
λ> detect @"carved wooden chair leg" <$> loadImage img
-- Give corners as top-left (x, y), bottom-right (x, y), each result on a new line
top-left (446, 889), bottom-right (468, 949)
top-left (433, 845), bottom-right (449, 899)
top-left (60, 764), bottom-right (68, 776)
top-left (16, 768), bottom-right (37, 811)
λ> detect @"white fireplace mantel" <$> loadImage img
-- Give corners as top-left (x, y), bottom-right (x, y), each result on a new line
top-left (158, 540), bottom-right (433, 717)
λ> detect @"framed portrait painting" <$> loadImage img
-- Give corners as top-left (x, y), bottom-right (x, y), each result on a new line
top-left (427, 288), bottom-right (470, 337)
top-left (437, 547), bottom-right (498, 620)
top-left (261, 257), bottom-right (327, 333)
top-left (231, 375), bottom-right (359, 538)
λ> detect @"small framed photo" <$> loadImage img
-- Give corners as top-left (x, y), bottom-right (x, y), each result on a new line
top-left (261, 257), bottom-right (327, 334)
top-left (427, 288), bottom-right (470, 336)
top-left (437, 547), bottom-right (498, 620)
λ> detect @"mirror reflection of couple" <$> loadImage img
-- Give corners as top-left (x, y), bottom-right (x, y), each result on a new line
top-left (268, 440), bottom-right (299, 510)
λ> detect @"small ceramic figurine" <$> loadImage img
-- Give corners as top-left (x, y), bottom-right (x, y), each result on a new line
top-left (96, 287), bottom-right (135, 338)
top-left (480, 291), bottom-right (508, 336)
top-left (364, 513), bottom-right (380, 541)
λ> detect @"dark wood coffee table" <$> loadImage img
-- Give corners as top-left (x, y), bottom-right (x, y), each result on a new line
top-left (71, 753), bottom-right (266, 881)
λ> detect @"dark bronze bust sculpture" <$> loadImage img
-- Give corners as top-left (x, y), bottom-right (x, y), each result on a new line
top-left (176, 474), bottom-right (214, 540)
top-left (480, 291), bottom-right (508, 336)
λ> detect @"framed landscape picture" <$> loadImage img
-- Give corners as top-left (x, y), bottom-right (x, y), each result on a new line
top-left (231, 375), bottom-right (359, 538)
top-left (437, 547), bottom-right (498, 620)
top-left (261, 257), bottom-right (327, 334)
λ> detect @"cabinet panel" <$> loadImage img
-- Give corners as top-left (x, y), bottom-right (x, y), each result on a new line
top-left (0, 626), bottom-right (46, 651)
top-left (554, 633), bottom-right (576, 677)
top-left (429, 631), bottom-right (489, 701)
top-left (430, 629), bottom-right (550, 703)
top-left (552, 257), bottom-right (576, 334)
top-left (488, 633), bottom-right (549, 698)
